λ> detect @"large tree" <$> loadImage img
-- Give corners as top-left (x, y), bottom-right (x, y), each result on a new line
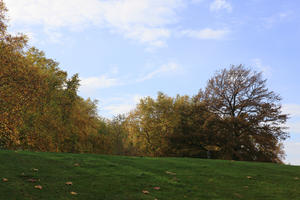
top-left (197, 65), bottom-right (288, 162)
top-left (0, 1), bottom-right (44, 148)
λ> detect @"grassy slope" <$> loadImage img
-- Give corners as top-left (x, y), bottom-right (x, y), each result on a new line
top-left (0, 151), bottom-right (299, 200)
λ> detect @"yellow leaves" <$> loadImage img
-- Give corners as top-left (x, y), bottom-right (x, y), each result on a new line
top-left (205, 145), bottom-right (221, 151)
top-left (32, 168), bottom-right (39, 172)
top-left (70, 191), bottom-right (78, 195)
top-left (2, 178), bottom-right (8, 182)
top-left (234, 193), bottom-right (243, 199)
top-left (165, 171), bottom-right (176, 175)
top-left (34, 185), bottom-right (42, 190)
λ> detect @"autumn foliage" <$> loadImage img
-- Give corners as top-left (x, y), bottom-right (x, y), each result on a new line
top-left (0, 1), bottom-right (288, 163)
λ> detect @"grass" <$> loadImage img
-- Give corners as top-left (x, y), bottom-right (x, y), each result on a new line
top-left (0, 151), bottom-right (299, 200)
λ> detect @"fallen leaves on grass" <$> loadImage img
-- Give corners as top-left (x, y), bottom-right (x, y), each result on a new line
top-left (2, 178), bottom-right (8, 182)
top-left (70, 191), bottom-right (78, 195)
top-left (34, 185), bottom-right (42, 190)
top-left (246, 176), bottom-right (252, 179)
top-left (32, 168), bottom-right (39, 172)
top-left (165, 171), bottom-right (176, 175)
top-left (74, 163), bottom-right (80, 167)
top-left (234, 193), bottom-right (243, 198)
top-left (294, 177), bottom-right (299, 180)
top-left (142, 190), bottom-right (150, 194)
top-left (66, 181), bottom-right (73, 185)
top-left (28, 178), bottom-right (38, 183)
top-left (153, 187), bottom-right (160, 190)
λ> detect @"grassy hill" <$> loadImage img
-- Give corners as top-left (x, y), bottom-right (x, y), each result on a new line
top-left (0, 151), bottom-right (299, 200)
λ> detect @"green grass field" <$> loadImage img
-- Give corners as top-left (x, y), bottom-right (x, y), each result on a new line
top-left (0, 151), bottom-right (299, 200)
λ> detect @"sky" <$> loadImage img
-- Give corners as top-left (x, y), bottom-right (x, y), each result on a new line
top-left (5, 0), bottom-right (300, 165)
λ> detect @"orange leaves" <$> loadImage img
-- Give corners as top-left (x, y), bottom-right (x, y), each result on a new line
top-left (142, 186), bottom-right (161, 198)
top-left (70, 191), bottom-right (78, 195)
top-left (142, 190), bottom-right (150, 194)
top-left (34, 185), bottom-right (43, 190)
top-left (65, 181), bottom-right (73, 186)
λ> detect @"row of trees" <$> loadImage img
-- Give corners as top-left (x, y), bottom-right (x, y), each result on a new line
top-left (0, 0), bottom-right (288, 163)
top-left (124, 65), bottom-right (288, 162)
top-left (0, 1), bottom-right (105, 153)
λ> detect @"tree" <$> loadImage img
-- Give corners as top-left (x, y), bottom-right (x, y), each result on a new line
top-left (125, 92), bottom-right (212, 157)
top-left (197, 65), bottom-right (288, 162)
top-left (0, 1), bottom-right (43, 148)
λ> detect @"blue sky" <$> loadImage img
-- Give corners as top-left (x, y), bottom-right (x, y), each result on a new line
top-left (5, 0), bottom-right (300, 165)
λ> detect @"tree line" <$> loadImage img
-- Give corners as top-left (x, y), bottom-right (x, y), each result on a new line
top-left (0, 1), bottom-right (288, 163)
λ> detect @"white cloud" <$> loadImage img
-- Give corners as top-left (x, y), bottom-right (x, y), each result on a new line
top-left (137, 62), bottom-right (180, 82)
top-left (181, 28), bottom-right (229, 40)
top-left (6, 0), bottom-right (233, 46)
top-left (80, 75), bottom-right (121, 92)
top-left (6, 0), bottom-right (183, 47)
top-left (210, 0), bottom-right (232, 12)
top-left (103, 94), bottom-right (143, 116)
top-left (79, 61), bottom-right (181, 96)
top-left (6, 0), bottom-right (102, 28)
top-left (282, 104), bottom-right (300, 134)
top-left (122, 27), bottom-right (171, 47)
top-left (262, 11), bottom-right (294, 29)
top-left (284, 142), bottom-right (300, 166)
top-left (252, 58), bottom-right (272, 76)
top-left (282, 104), bottom-right (300, 118)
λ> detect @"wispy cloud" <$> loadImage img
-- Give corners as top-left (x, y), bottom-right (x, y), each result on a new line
top-left (7, 0), bottom-right (231, 47)
top-left (262, 11), bottom-right (294, 29)
top-left (6, 0), bottom-right (183, 47)
top-left (210, 0), bottom-right (232, 13)
top-left (79, 75), bottom-right (121, 94)
top-left (252, 58), bottom-right (272, 77)
top-left (282, 104), bottom-right (300, 118)
top-left (282, 104), bottom-right (300, 134)
top-left (79, 61), bottom-right (181, 98)
top-left (102, 94), bottom-right (143, 116)
top-left (137, 62), bottom-right (180, 82)
top-left (284, 142), bottom-right (300, 165)
top-left (181, 28), bottom-right (230, 40)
